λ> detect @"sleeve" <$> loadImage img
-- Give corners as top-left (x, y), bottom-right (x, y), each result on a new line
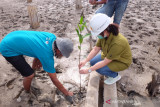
top-left (39, 56), bottom-right (56, 73)
top-left (96, 39), bottom-right (101, 47)
top-left (106, 44), bottom-right (125, 60)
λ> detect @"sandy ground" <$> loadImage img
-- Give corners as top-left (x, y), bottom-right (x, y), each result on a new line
top-left (0, 0), bottom-right (160, 107)
top-left (119, 0), bottom-right (160, 95)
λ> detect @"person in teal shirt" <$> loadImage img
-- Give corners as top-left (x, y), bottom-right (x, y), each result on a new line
top-left (0, 30), bottom-right (74, 102)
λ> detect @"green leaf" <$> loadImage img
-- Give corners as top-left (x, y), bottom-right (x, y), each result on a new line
top-left (80, 16), bottom-right (83, 24)
top-left (79, 34), bottom-right (83, 44)
top-left (83, 33), bottom-right (91, 38)
top-left (78, 24), bottom-right (82, 32)
top-left (76, 29), bottom-right (79, 35)
top-left (81, 26), bottom-right (84, 31)
top-left (78, 46), bottom-right (81, 50)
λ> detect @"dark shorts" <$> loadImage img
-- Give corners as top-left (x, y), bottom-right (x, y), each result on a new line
top-left (4, 55), bottom-right (34, 77)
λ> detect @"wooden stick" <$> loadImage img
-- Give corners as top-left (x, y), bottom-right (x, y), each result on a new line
top-left (27, 5), bottom-right (40, 29)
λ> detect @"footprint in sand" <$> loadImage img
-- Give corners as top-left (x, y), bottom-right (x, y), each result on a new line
top-left (132, 57), bottom-right (144, 74)
top-left (5, 78), bottom-right (16, 89)
top-left (148, 41), bottom-right (159, 47)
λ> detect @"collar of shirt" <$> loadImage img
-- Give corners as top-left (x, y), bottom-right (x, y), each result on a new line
top-left (106, 33), bottom-right (114, 45)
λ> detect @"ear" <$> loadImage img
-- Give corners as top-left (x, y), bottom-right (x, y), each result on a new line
top-left (104, 30), bottom-right (109, 37)
top-left (56, 49), bottom-right (61, 53)
top-left (56, 49), bottom-right (62, 55)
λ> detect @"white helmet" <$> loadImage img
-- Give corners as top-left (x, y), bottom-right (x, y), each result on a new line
top-left (89, 13), bottom-right (111, 37)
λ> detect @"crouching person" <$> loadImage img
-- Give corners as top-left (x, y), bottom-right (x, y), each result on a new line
top-left (79, 13), bottom-right (132, 85)
top-left (0, 31), bottom-right (74, 100)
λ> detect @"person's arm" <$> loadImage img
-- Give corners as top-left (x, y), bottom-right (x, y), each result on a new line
top-left (79, 46), bottom-right (101, 69)
top-left (80, 58), bottom-right (112, 74)
top-left (48, 72), bottom-right (73, 96)
top-left (89, 0), bottom-right (107, 5)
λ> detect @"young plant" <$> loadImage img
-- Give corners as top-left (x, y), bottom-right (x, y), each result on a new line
top-left (76, 16), bottom-right (91, 93)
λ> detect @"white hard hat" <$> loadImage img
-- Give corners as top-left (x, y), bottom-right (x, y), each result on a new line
top-left (89, 13), bottom-right (111, 37)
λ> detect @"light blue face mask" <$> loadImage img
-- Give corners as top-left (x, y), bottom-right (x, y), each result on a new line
top-left (97, 35), bottom-right (107, 39)
top-left (97, 35), bottom-right (104, 39)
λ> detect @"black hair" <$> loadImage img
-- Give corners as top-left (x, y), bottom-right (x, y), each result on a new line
top-left (105, 24), bottom-right (119, 36)
top-left (54, 41), bottom-right (59, 58)
top-left (54, 41), bottom-right (58, 50)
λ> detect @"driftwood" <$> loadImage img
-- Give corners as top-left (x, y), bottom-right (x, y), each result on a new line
top-left (147, 48), bottom-right (160, 97)
top-left (27, 5), bottom-right (40, 29)
top-left (146, 73), bottom-right (160, 97)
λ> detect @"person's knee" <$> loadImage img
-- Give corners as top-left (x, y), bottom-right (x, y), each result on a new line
top-left (90, 54), bottom-right (101, 66)
top-left (24, 73), bottom-right (34, 80)
top-left (90, 59), bottom-right (94, 66)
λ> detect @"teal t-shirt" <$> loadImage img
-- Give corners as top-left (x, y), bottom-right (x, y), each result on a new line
top-left (0, 30), bottom-right (56, 73)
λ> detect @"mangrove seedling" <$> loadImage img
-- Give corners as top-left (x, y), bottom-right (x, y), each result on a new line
top-left (76, 16), bottom-right (91, 93)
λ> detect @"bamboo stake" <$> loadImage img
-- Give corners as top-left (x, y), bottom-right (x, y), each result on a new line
top-left (27, 5), bottom-right (40, 29)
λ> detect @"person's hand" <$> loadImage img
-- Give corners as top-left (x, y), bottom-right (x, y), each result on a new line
top-left (79, 60), bottom-right (87, 69)
top-left (32, 58), bottom-right (42, 70)
top-left (65, 92), bottom-right (74, 104)
top-left (79, 68), bottom-right (89, 74)
top-left (67, 91), bottom-right (73, 96)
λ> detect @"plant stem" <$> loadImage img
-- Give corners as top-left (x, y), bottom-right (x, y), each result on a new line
top-left (89, 36), bottom-right (92, 51)
top-left (79, 44), bottom-right (82, 93)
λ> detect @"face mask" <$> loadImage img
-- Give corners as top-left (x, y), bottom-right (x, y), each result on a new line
top-left (97, 35), bottom-right (104, 39)
top-left (97, 35), bottom-right (108, 39)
